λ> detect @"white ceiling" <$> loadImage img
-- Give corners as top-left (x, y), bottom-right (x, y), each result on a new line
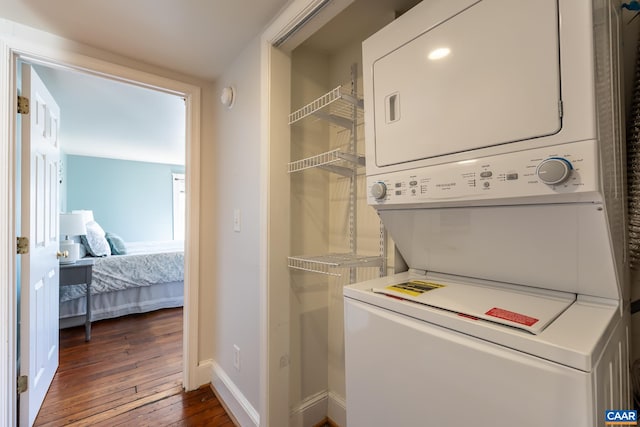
top-left (2, 0), bottom-right (291, 165)
top-left (3, 0), bottom-right (420, 165)
top-left (2, 0), bottom-right (291, 80)
top-left (33, 65), bottom-right (187, 165)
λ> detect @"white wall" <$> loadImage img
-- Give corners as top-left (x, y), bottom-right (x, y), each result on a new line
top-left (285, 4), bottom-right (404, 424)
top-left (289, 48), bottom-right (331, 419)
top-left (211, 36), bottom-right (263, 422)
top-left (287, 11), bottom-right (401, 426)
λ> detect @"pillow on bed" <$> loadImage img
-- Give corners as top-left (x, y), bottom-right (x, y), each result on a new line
top-left (105, 232), bottom-right (127, 255)
top-left (80, 221), bottom-right (111, 257)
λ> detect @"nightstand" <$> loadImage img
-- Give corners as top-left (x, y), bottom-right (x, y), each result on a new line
top-left (59, 258), bottom-right (95, 341)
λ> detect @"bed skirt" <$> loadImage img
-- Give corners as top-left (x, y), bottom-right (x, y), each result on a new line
top-left (59, 280), bottom-right (184, 329)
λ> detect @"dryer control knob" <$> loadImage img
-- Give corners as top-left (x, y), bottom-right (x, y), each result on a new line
top-left (370, 182), bottom-right (387, 200)
top-left (536, 157), bottom-right (573, 185)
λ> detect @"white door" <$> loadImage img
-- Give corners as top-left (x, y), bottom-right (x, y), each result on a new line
top-left (19, 64), bottom-right (61, 427)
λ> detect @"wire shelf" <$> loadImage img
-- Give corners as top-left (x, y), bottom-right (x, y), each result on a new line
top-left (288, 253), bottom-right (385, 276)
top-left (288, 85), bottom-right (363, 127)
top-left (287, 148), bottom-right (365, 175)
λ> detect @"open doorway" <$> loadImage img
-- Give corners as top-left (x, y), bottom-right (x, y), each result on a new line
top-left (19, 59), bottom-right (187, 425)
top-left (31, 63), bottom-right (188, 328)
top-left (7, 47), bottom-right (202, 426)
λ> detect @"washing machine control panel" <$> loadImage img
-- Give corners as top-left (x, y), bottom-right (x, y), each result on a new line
top-left (368, 141), bottom-right (599, 206)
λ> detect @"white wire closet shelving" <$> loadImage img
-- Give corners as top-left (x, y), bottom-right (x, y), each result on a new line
top-left (288, 85), bottom-right (364, 127)
top-left (287, 148), bottom-right (365, 176)
top-left (288, 64), bottom-right (387, 281)
top-left (288, 254), bottom-right (385, 276)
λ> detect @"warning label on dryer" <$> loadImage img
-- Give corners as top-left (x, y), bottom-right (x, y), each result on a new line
top-left (485, 307), bottom-right (539, 327)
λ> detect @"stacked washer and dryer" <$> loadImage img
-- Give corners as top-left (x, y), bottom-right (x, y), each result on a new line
top-left (343, 0), bottom-right (630, 426)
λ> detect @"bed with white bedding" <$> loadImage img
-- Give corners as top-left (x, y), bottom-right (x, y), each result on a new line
top-left (59, 240), bottom-right (184, 328)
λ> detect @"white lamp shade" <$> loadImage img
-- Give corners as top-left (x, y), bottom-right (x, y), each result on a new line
top-left (59, 213), bottom-right (87, 237)
top-left (72, 209), bottom-right (94, 225)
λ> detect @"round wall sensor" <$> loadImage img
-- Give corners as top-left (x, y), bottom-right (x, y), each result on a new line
top-left (220, 86), bottom-right (235, 109)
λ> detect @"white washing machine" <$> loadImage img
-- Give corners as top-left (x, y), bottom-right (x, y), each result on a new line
top-left (344, 0), bottom-right (630, 426)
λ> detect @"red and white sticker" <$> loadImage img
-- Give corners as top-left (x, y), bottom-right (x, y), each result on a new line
top-left (485, 307), bottom-right (539, 327)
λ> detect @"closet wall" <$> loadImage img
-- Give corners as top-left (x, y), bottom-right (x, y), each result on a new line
top-left (286, 1), bottom-right (421, 424)
top-left (289, 48), bottom-right (332, 419)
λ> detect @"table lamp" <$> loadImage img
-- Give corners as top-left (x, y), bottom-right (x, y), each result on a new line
top-left (59, 213), bottom-right (87, 264)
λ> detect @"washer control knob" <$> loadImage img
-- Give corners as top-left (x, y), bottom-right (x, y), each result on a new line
top-left (536, 157), bottom-right (573, 185)
top-left (370, 182), bottom-right (387, 200)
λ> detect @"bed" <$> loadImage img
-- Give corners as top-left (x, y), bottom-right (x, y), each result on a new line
top-left (59, 240), bottom-right (184, 329)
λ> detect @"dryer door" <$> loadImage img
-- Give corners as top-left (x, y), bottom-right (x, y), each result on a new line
top-left (370, 0), bottom-right (561, 167)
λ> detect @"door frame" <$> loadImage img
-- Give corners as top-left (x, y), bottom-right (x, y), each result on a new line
top-left (0, 38), bottom-right (201, 426)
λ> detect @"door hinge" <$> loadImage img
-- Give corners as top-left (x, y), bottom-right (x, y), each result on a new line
top-left (17, 96), bottom-right (29, 115)
top-left (17, 237), bottom-right (29, 255)
top-left (17, 375), bottom-right (28, 394)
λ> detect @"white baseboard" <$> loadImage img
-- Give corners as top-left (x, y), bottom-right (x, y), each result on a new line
top-left (289, 389), bottom-right (348, 427)
top-left (193, 358), bottom-right (214, 389)
top-left (207, 359), bottom-right (347, 427)
top-left (290, 390), bottom-right (328, 427)
top-left (327, 391), bottom-right (346, 427)
top-left (211, 361), bottom-right (260, 427)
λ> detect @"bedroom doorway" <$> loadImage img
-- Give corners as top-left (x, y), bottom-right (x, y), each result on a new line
top-left (33, 62), bottom-right (188, 328)
top-left (19, 59), bottom-right (189, 424)
top-left (6, 45), bottom-right (203, 425)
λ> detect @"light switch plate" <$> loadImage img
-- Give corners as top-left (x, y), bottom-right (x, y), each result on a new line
top-left (233, 208), bottom-right (241, 232)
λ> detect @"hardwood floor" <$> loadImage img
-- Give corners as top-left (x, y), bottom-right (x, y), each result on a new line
top-left (34, 308), bottom-right (234, 427)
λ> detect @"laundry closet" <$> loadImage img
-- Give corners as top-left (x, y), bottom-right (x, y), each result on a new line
top-left (275, 1), bottom-right (421, 425)
top-left (263, 0), bottom-right (634, 425)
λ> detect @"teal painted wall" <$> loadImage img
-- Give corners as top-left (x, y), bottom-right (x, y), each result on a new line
top-left (66, 155), bottom-right (184, 242)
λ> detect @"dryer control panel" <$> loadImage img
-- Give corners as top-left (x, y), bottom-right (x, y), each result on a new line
top-left (367, 140), bottom-right (599, 206)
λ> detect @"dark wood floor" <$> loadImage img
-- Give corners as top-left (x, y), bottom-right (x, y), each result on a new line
top-left (34, 308), bottom-right (234, 427)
